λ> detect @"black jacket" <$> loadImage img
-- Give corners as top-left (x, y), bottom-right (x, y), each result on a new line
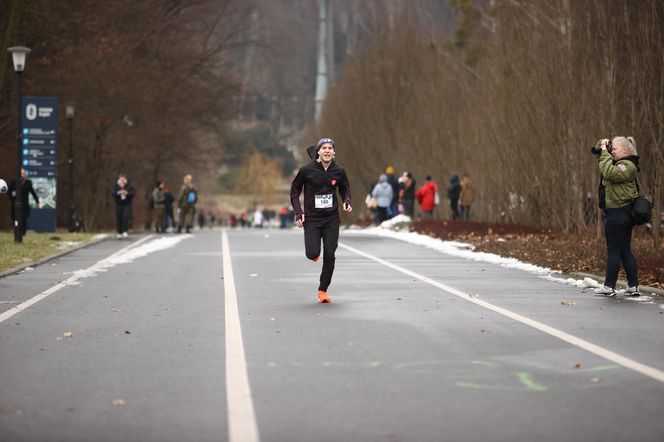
top-left (447, 175), bottom-right (461, 200)
top-left (112, 181), bottom-right (135, 206)
top-left (290, 160), bottom-right (351, 220)
top-left (8, 177), bottom-right (39, 209)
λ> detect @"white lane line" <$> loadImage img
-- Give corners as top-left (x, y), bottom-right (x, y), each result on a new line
top-left (339, 242), bottom-right (664, 384)
top-left (0, 235), bottom-right (154, 324)
top-left (221, 229), bottom-right (260, 442)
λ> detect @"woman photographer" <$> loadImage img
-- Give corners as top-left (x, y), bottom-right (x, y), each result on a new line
top-left (593, 136), bottom-right (641, 297)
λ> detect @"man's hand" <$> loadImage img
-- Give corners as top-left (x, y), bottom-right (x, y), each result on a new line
top-left (296, 214), bottom-right (304, 228)
top-left (343, 202), bottom-right (353, 213)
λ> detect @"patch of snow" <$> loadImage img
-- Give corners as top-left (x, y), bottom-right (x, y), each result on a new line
top-left (65, 235), bottom-right (191, 280)
top-left (379, 215), bottom-right (412, 229)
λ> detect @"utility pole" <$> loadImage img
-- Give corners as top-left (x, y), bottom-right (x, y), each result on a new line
top-left (314, 0), bottom-right (330, 120)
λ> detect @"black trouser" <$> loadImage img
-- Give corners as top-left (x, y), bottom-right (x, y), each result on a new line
top-left (11, 206), bottom-right (30, 235)
top-left (450, 198), bottom-right (460, 219)
top-left (115, 204), bottom-right (132, 234)
top-left (304, 216), bottom-right (340, 292)
top-left (603, 206), bottom-right (638, 288)
top-left (402, 199), bottom-right (414, 217)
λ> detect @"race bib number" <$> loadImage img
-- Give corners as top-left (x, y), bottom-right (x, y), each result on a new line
top-left (315, 194), bottom-right (333, 209)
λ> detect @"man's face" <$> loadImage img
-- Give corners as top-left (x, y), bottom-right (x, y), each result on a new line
top-left (318, 144), bottom-right (334, 162)
top-left (20, 168), bottom-right (27, 178)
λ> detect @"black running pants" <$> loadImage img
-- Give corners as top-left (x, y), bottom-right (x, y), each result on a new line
top-left (115, 204), bottom-right (132, 234)
top-left (304, 216), bottom-right (340, 292)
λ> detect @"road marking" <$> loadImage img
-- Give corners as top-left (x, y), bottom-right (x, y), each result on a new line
top-left (221, 230), bottom-right (260, 442)
top-left (339, 242), bottom-right (664, 384)
top-left (0, 235), bottom-right (154, 324)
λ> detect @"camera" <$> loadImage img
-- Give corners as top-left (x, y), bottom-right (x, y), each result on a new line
top-left (0, 179), bottom-right (7, 194)
top-left (590, 139), bottom-right (613, 155)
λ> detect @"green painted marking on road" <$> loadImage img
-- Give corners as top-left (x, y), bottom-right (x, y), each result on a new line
top-left (455, 382), bottom-right (522, 391)
top-left (516, 372), bottom-right (547, 391)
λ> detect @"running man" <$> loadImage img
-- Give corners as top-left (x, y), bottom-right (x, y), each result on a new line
top-left (290, 138), bottom-right (352, 303)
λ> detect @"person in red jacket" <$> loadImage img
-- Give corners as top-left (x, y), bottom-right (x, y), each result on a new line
top-left (415, 175), bottom-right (438, 218)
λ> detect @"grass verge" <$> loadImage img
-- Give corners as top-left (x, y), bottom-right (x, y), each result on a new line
top-left (0, 231), bottom-right (99, 274)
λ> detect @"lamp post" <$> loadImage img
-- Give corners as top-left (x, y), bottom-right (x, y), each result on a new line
top-left (8, 46), bottom-right (30, 243)
top-left (65, 101), bottom-right (76, 232)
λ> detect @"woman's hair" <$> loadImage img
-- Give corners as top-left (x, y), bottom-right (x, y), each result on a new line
top-left (613, 136), bottom-right (637, 155)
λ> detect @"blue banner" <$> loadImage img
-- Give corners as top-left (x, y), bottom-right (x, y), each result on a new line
top-left (21, 96), bottom-right (58, 232)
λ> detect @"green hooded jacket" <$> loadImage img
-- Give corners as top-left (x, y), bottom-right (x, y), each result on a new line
top-left (597, 150), bottom-right (638, 209)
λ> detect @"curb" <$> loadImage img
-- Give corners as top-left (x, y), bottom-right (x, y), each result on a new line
top-left (570, 271), bottom-right (664, 297)
top-left (0, 235), bottom-right (110, 279)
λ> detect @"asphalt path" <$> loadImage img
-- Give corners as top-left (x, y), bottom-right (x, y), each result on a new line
top-left (1, 228), bottom-right (663, 442)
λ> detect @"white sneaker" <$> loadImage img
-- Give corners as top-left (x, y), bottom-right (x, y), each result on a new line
top-left (593, 285), bottom-right (616, 296)
top-left (625, 286), bottom-right (641, 297)
top-left (122, 232), bottom-right (128, 238)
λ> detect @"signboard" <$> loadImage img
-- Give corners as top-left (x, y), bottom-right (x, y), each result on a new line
top-left (21, 96), bottom-right (58, 232)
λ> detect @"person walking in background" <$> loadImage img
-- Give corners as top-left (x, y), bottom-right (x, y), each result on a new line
top-left (197, 208), bottom-right (206, 230)
top-left (151, 181), bottom-right (165, 233)
top-left (163, 183), bottom-right (175, 232)
top-left (253, 208), bottom-right (264, 228)
top-left (371, 174), bottom-right (393, 224)
top-left (593, 136), bottom-right (641, 297)
top-left (177, 174), bottom-right (197, 233)
top-left (385, 166), bottom-right (399, 218)
top-left (279, 206), bottom-right (289, 228)
top-left (416, 175), bottom-right (438, 219)
top-left (447, 174), bottom-right (461, 220)
top-left (8, 168), bottom-right (39, 236)
top-left (399, 171), bottom-right (416, 217)
top-left (112, 173), bottom-right (135, 238)
top-left (459, 173), bottom-right (476, 220)
top-left (290, 137), bottom-right (352, 303)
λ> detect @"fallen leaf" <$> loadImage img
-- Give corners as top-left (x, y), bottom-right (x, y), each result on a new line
top-left (561, 301), bottom-right (576, 306)
top-left (124, 330), bottom-right (131, 334)
top-left (63, 332), bottom-right (73, 338)
top-left (590, 377), bottom-right (600, 383)
top-left (574, 363), bottom-right (581, 369)
top-left (112, 399), bottom-right (125, 406)
top-left (112, 308), bottom-right (120, 312)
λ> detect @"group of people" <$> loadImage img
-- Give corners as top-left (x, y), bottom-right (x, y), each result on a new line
top-left (228, 207), bottom-right (296, 229)
top-left (112, 173), bottom-right (201, 238)
top-left (367, 167), bottom-right (476, 224)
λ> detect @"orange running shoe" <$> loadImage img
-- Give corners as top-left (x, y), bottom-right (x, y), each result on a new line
top-left (317, 290), bottom-right (331, 303)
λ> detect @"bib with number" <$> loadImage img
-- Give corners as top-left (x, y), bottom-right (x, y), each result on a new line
top-left (314, 194), bottom-right (333, 209)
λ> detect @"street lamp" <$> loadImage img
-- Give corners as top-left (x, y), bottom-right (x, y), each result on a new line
top-left (65, 101), bottom-right (76, 232)
top-left (8, 46), bottom-right (30, 243)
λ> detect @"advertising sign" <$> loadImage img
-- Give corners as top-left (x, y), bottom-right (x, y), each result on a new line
top-left (21, 96), bottom-right (58, 232)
